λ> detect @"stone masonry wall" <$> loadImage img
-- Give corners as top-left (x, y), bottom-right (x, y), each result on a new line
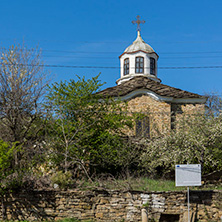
top-left (0, 189), bottom-right (222, 222)
top-left (172, 103), bottom-right (205, 118)
top-left (126, 95), bottom-right (205, 137)
top-left (127, 95), bottom-right (171, 137)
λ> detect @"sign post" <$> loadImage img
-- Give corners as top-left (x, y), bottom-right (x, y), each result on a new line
top-left (175, 164), bottom-right (201, 222)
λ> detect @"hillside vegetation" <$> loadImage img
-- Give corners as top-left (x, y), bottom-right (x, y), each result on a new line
top-left (0, 45), bottom-right (222, 193)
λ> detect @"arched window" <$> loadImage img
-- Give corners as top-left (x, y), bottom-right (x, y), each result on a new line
top-left (150, 57), bottom-right (156, 75)
top-left (124, 58), bottom-right (129, 75)
top-left (135, 57), bottom-right (144, 73)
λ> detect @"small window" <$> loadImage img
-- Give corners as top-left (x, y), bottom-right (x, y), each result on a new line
top-left (136, 116), bottom-right (150, 138)
top-left (150, 58), bottom-right (155, 75)
top-left (135, 57), bottom-right (144, 73)
top-left (124, 58), bottom-right (129, 75)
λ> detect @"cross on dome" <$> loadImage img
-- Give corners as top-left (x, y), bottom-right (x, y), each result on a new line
top-left (117, 17), bottom-right (160, 85)
top-left (132, 15), bottom-right (145, 32)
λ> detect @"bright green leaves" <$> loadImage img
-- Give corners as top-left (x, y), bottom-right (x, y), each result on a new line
top-left (45, 74), bottom-right (133, 177)
top-left (0, 140), bottom-right (15, 172)
top-left (0, 140), bottom-right (18, 192)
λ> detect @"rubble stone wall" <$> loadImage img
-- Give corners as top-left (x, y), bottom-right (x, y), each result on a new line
top-left (127, 95), bottom-right (171, 137)
top-left (127, 95), bottom-right (205, 137)
top-left (0, 189), bottom-right (222, 222)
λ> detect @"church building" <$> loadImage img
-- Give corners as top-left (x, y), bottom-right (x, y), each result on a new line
top-left (97, 16), bottom-right (207, 138)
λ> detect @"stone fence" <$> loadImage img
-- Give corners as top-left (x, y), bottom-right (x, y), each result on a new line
top-left (0, 189), bottom-right (222, 221)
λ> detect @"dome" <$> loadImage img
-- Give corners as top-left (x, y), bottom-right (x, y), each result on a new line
top-left (124, 31), bottom-right (155, 54)
top-left (117, 29), bottom-right (160, 85)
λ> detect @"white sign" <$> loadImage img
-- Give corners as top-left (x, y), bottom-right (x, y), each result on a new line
top-left (175, 164), bottom-right (201, 187)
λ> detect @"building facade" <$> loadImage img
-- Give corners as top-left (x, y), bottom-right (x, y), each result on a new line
top-left (97, 26), bottom-right (207, 138)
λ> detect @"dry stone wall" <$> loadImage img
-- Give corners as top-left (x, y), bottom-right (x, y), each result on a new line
top-left (0, 189), bottom-right (222, 221)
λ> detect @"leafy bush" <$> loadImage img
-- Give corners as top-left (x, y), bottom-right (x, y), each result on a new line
top-left (141, 113), bottom-right (222, 177)
top-left (0, 140), bottom-right (19, 192)
top-left (51, 170), bottom-right (74, 189)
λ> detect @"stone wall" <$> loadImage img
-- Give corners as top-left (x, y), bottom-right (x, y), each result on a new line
top-left (127, 95), bottom-right (171, 137)
top-left (127, 95), bottom-right (205, 137)
top-left (1, 189), bottom-right (222, 221)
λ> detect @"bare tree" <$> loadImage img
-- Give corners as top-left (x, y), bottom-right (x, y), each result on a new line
top-left (205, 92), bottom-right (222, 116)
top-left (0, 44), bottom-right (49, 166)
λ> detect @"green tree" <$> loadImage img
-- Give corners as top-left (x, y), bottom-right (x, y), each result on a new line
top-left (45, 75), bottom-right (135, 179)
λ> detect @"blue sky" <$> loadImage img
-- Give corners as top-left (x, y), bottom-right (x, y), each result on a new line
top-left (0, 0), bottom-right (222, 95)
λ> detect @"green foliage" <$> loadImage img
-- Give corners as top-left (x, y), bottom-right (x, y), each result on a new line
top-left (51, 170), bottom-right (73, 189)
top-left (0, 140), bottom-right (18, 193)
top-left (141, 112), bottom-right (222, 176)
top-left (45, 74), bottom-right (134, 177)
top-left (0, 139), bottom-right (38, 192)
top-left (142, 201), bottom-right (150, 208)
top-left (0, 140), bottom-right (15, 171)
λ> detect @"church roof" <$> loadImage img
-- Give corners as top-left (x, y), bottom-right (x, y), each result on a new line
top-left (120, 31), bottom-right (157, 58)
top-left (97, 76), bottom-right (206, 100)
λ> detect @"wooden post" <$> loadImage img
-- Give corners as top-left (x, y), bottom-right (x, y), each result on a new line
top-left (142, 208), bottom-right (148, 222)
top-left (1, 197), bottom-right (6, 220)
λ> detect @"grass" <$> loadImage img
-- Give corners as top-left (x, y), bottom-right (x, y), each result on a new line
top-left (127, 177), bottom-right (183, 191)
top-left (78, 176), bottom-right (222, 192)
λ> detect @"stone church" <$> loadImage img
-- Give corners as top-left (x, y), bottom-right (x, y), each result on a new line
top-left (97, 17), bottom-right (207, 138)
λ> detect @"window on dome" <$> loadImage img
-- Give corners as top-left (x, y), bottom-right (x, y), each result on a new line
top-left (150, 57), bottom-right (156, 75)
top-left (135, 57), bottom-right (144, 73)
top-left (124, 58), bottom-right (129, 75)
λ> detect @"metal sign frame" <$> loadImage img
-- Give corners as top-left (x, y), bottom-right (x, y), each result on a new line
top-left (175, 164), bottom-right (202, 222)
top-left (175, 164), bottom-right (201, 187)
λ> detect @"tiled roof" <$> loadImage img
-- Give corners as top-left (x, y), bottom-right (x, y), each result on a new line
top-left (97, 76), bottom-right (205, 99)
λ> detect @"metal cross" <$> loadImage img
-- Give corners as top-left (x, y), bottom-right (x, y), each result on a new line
top-left (132, 15), bottom-right (145, 32)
